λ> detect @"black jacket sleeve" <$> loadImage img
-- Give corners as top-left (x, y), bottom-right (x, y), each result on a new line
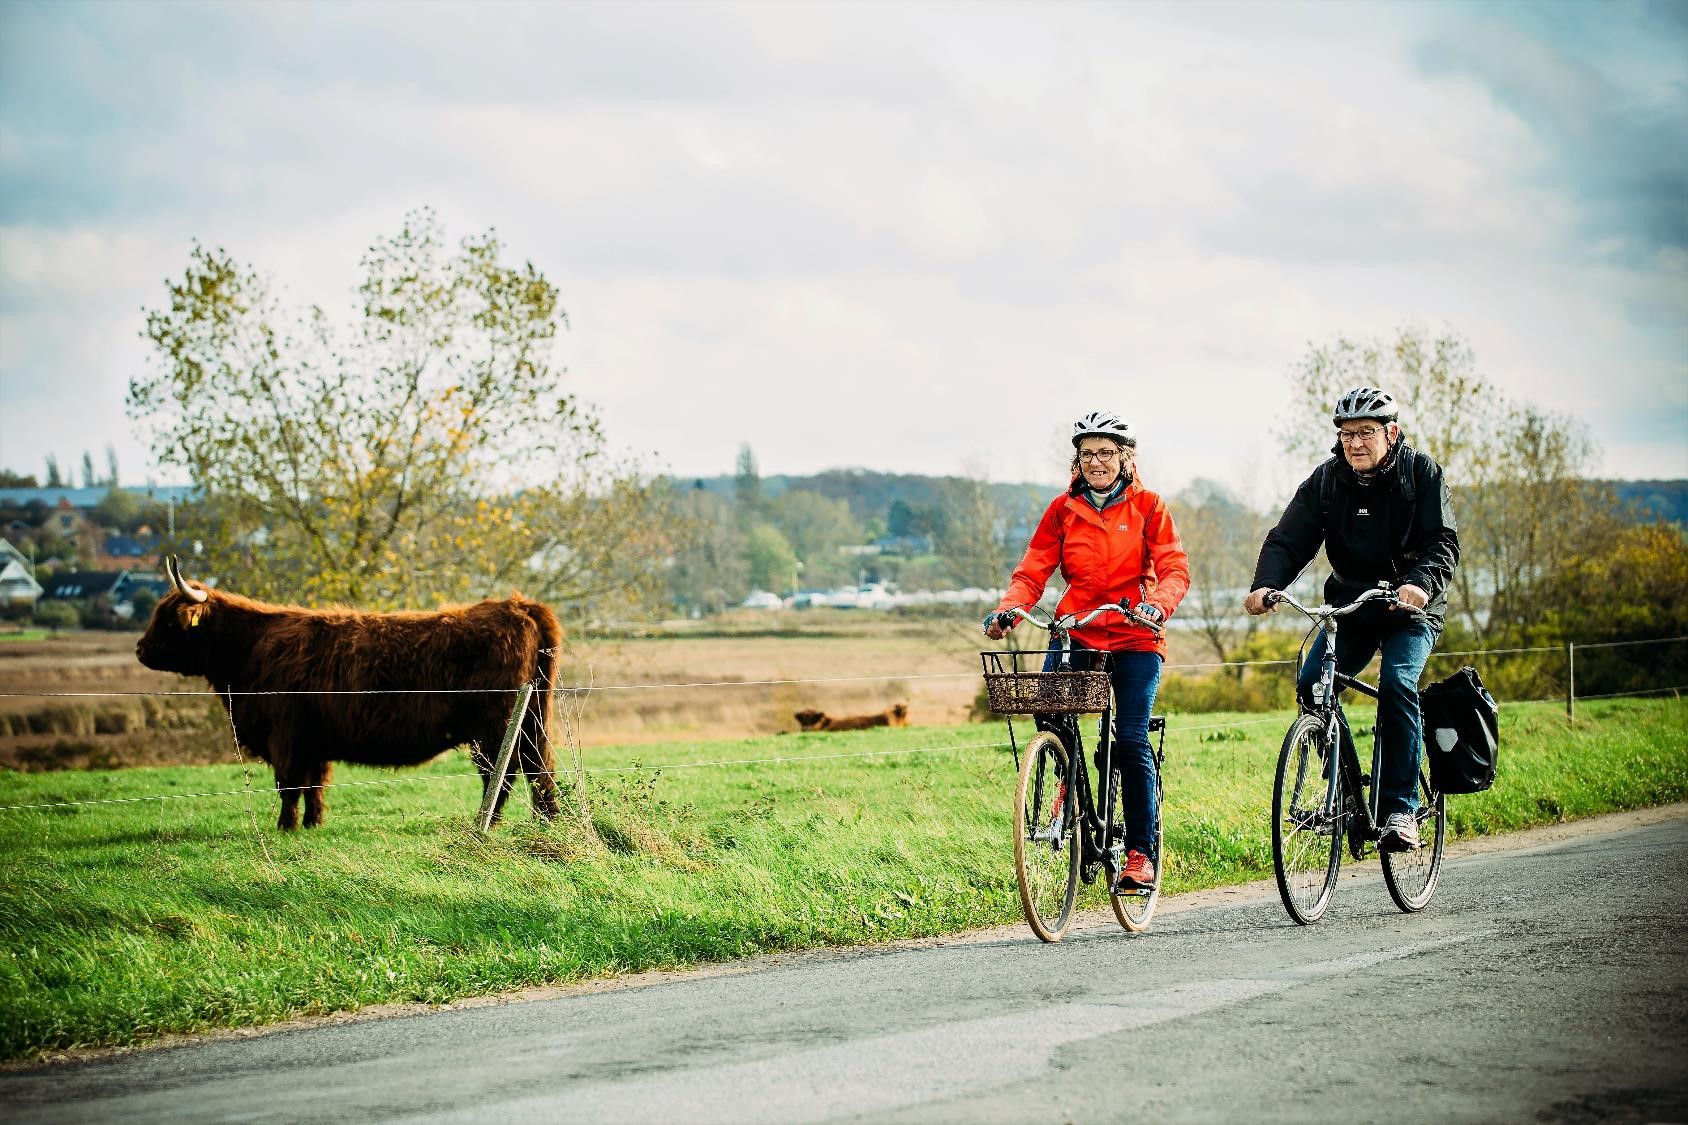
top-left (1401, 456), bottom-right (1460, 601)
top-left (1250, 464), bottom-right (1327, 592)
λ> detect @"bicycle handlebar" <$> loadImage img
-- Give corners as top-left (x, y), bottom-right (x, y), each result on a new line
top-left (999, 601), bottom-right (1164, 638)
top-left (1263, 582), bottom-right (1428, 624)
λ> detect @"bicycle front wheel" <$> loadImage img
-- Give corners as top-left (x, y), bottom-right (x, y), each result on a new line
top-left (1014, 731), bottom-right (1080, 942)
top-left (1273, 714), bottom-right (1344, 925)
top-left (1382, 768), bottom-right (1446, 912)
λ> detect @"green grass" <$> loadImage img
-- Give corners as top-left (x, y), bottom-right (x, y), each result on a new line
top-left (0, 630), bottom-right (52, 643)
top-left (1, 697), bottom-right (1684, 1061)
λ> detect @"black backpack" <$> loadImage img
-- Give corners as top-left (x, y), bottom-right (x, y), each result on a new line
top-left (1419, 666), bottom-right (1499, 794)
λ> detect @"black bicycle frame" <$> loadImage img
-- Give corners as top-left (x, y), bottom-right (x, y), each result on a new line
top-left (1046, 628), bottom-right (1118, 873)
top-left (1312, 638), bottom-right (1385, 838)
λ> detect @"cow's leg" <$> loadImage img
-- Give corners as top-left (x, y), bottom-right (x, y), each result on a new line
top-left (274, 761), bottom-right (302, 832)
top-left (519, 696), bottom-right (561, 821)
top-left (302, 761), bottom-right (332, 829)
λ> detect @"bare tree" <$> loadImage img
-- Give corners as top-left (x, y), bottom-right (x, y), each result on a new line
top-left (1171, 480), bottom-right (1270, 668)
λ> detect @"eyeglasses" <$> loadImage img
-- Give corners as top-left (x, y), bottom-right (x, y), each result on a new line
top-left (1338, 426), bottom-right (1385, 444)
top-left (1077, 449), bottom-right (1121, 463)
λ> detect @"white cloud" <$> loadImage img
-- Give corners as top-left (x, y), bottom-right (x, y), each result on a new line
top-left (0, 0), bottom-right (1683, 496)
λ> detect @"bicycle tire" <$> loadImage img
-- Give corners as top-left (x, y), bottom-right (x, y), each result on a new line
top-left (1014, 731), bottom-right (1081, 941)
top-left (1272, 713), bottom-right (1344, 925)
top-left (1111, 782), bottom-right (1162, 932)
top-left (1381, 768), bottom-right (1446, 912)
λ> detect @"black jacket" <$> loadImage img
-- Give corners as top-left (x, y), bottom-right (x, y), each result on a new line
top-left (1250, 440), bottom-right (1460, 626)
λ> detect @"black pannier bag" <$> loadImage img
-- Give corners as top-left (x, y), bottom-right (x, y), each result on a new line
top-left (1419, 666), bottom-right (1499, 794)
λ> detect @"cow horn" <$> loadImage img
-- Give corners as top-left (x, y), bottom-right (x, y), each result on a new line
top-left (169, 555), bottom-right (209, 604)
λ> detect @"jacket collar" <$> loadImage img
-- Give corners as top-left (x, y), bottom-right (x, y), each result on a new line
top-left (1329, 439), bottom-right (1414, 495)
top-left (1064, 471), bottom-right (1145, 524)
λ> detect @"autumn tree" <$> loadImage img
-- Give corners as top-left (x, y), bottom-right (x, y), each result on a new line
top-left (1171, 479), bottom-right (1271, 669)
top-left (130, 209), bottom-right (675, 613)
top-left (767, 489), bottom-right (859, 587)
top-left (667, 488), bottom-right (749, 614)
top-left (934, 471), bottom-right (1014, 590)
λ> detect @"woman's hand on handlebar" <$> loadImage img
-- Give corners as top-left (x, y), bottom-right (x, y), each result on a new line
top-left (982, 610), bottom-right (1016, 640)
top-left (1244, 587), bottom-right (1279, 616)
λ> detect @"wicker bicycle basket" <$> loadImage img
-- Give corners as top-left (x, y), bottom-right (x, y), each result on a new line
top-left (979, 651), bottom-right (1111, 714)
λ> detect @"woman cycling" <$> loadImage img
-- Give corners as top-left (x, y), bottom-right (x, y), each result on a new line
top-left (984, 411), bottom-right (1190, 892)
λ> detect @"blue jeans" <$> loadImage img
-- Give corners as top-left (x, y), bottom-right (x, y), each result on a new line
top-left (1041, 643), bottom-right (1162, 859)
top-left (1295, 616), bottom-right (1439, 819)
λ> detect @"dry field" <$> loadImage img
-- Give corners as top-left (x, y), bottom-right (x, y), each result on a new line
top-left (0, 612), bottom-right (1214, 770)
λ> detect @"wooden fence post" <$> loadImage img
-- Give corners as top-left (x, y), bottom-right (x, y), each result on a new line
top-left (477, 682), bottom-right (535, 833)
top-left (1566, 642), bottom-right (1575, 721)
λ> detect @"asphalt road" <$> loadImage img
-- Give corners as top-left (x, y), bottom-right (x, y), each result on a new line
top-left (5, 811), bottom-right (1686, 1124)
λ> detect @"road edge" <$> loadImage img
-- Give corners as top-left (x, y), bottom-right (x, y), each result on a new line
top-left (8, 799), bottom-right (1686, 1073)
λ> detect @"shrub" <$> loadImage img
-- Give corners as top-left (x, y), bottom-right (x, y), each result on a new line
top-left (31, 601), bottom-right (78, 633)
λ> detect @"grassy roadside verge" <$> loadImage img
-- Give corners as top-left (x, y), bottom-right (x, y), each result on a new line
top-left (2, 696), bottom-right (1684, 1061)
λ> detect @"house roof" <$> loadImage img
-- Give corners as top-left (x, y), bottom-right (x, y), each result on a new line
top-left (0, 485), bottom-right (198, 511)
top-left (41, 571), bottom-right (124, 599)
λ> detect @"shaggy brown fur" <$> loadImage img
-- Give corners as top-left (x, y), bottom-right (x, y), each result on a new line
top-left (792, 703), bottom-right (909, 732)
top-left (135, 568), bottom-right (562, 830)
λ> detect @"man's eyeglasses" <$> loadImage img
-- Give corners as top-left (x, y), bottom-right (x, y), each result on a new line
top-left (1077, 449), bottom-right (1120, 463)
top-left (1338, 426), bottom-right (1384, 444)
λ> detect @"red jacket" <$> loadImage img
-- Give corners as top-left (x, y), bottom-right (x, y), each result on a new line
top-left (997, 475), bottom-right (1190, 655)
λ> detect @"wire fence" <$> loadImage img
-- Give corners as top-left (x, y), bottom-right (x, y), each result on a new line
top-left (0, 635), bottom-right (1681, 818)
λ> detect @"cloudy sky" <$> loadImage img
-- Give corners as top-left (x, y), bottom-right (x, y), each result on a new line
top-left (1, 0), bottom-right (1684, 499)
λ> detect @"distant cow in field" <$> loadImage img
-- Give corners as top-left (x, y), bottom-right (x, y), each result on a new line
top-left (136, 557), bottom-right (562, 830)
top-left (793, 703), bottom-right (909, 732)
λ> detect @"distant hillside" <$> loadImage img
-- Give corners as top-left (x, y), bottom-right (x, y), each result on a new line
top-left (678, 469), bottom-right (1057, 528)
top-left (1609, 480), bottom-right (1688, 525)
top-left (674, 473), bottom-right (1688, 530)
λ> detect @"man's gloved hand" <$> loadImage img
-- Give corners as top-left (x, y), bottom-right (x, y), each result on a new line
top-left (1134, 603), bottom-right (1166, 628)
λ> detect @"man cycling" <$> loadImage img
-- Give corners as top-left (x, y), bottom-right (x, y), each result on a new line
top-left (1243, 387), bottom-right (1459, 850)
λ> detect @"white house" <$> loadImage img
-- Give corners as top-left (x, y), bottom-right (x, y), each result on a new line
top-left (0, 539), bottom-right (43, 608)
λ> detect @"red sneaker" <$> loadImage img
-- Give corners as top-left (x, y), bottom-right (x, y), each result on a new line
top-left (1114, 849), bottom-right (1155, 891)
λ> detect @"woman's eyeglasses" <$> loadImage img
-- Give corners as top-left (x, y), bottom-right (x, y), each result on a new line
top-left (1077, 449), bottom-right (1120, 463)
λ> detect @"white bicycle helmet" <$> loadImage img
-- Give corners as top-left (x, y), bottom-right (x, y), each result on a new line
top-left (1332, 386), bottom-right (1399, 426)
top-left (1072, 410), bottom-right (1136, 448)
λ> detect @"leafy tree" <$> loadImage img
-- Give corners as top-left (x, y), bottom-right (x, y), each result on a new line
top-left (32, 600), bottom-right (78, 633)
top-left (1528, 524), bottom-right (1688, 695)
top-left (79, 451), bottom-right (96, 489)
top-left (767, 489), bottom-right (859, 586)
top-left (0, 470), bottom-right (39, 487)
top-left (1172, 479), bottom-right (1271, 669)
top-left (130, 209), bottom-right (675, 613)
top-left (668, 489), bottom-right (749, 614)
top-left (92, 488), bottom-right (158, 534)
top-left (744, 524), bottom-right (798, 594)
top-left (44, 456), bottom-right (63, 488)
top-left (734, 444), bottom-right (763, 529)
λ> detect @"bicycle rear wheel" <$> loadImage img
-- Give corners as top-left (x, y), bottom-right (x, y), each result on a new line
top-left (1382, 768), bottom-right (1446, 912)
top-left (1110, 790), bottom-right (1162, 933)
top-left (1272, 714), bottom-right (1344, 925)
top-left (1014, 731), bottom-right (1080, 942)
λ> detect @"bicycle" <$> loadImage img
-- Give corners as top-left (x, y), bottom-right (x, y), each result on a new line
top-left (980, 602), bottom-right (1168, 941)
top-left (1264, 582), bottom-right (1447, 925)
